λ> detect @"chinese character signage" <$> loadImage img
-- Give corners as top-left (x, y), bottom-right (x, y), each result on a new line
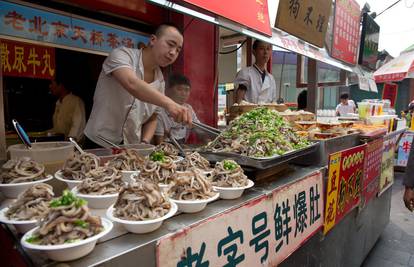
top-left (1, 38), bottom-right (55, 79)
top-left (275, 0), bottom-right (332, 48)
top-left (397, 131), bottom-right (414, 167)
top-left (358, 13), bottom-right (380, 70)
top-left (182, 0), bottom-right (271, 36)
top-left (331, 0), bottom-right (361, 65)
top-left (361, 138), bottom-right (383, 208)
top-left (324, 144), bottom-right (366, 234)
top-left (157, 171), bottom-right (324, 266)
top-left (382, 83), bottom-right (398, 108)
top-left (378, 134), bottom-right (398, 195)
top-left (0, 1), bottom-right (148, 54)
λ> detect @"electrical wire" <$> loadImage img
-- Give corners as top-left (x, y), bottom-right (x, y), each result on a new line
top-left (376, 0), bottom-right (402, 17)
top-left (219, 39), bottom-right (247, 54)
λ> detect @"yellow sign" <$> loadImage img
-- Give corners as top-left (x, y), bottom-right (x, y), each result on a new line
top-left (323, 152), bottom-right (341, 234)
top-left (275, 0), bottom-right (332, 48)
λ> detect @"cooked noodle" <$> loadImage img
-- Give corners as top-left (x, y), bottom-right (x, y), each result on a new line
top-left (6, 183), bottom-right (54, 221)
top-left (211, 160), bottom-right (248, 187)
top-left (77, 167), bottom-right (123, 195)
top-left (105, 149), bottom-right (145, 171)
top-left (113, 180), bottom-right (171, 221)
top-left (176, 152), bottom-right (211, 172)
top-left (0, 157), bottom-right (46, 184)
top-left (25, 190), bottom-right (103, 245)
top-left (62, 152), bottom-right (100, 180)
top-left (139, 157), bottom-right (176, 185)
top-left (166, 168), bottom-right (215, 200)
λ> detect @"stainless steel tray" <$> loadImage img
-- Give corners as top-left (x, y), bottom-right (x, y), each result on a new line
top-left (199, 142), bottom-right (319, 170)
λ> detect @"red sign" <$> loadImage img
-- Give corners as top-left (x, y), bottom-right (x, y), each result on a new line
top-left (0, 39), bottom-right (55, 79)
top-left (360, 138), bottom-right (383, 208)
top-left (182, 0), bottom-right (271, 36)
top-left (324, 144), bottom-right (366, 234)
top-left (331, 0), bottom-right (361, 64)
top-left (382, 83), bottom-right (398, 107)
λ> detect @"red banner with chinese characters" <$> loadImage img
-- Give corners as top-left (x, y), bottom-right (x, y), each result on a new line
top-left (361, 138), bottom-right (383, 208)
top-left (182, 0), bottom-right (271, 36)
top-left (382, 83), bottom-right (398, 108)
top-left (324, 144), bottom-right (366, 234)
top-left (0, 39), bottom-right (55, 79)
top-left (331, 0), bottom-right (361, 64)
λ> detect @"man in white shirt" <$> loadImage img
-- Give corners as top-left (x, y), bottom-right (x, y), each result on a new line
top-left (84, 23), bottom-right (192, 148)
top-left (234, 40), bottom-right (277, 104)
top-left (336, 93), bottom-right (356, 116)
top-left (154, 74), bottom-right (200, 144)
top-left (49, 77), bottom-right (85, 142)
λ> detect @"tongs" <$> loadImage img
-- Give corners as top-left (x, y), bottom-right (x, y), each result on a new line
top-left (192, 121), bottom-right (221, 136)
top-left (168, 135), bottom-right (186, 158)
top-left (97, 135), bottom-right (122, 149)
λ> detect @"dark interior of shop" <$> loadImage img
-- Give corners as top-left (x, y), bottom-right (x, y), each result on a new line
top-left (4, 48), bottom-right (105, 134)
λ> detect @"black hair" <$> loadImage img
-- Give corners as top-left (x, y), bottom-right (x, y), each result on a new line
top-left (54, 71), bottom-right (74, 92)
top-left (154, 23), bottom-right (183, 37)
top-left (340, 93), bottom-right (349, 100)
top-left (253, 39), bottom-right (270, 50)
top-left (297, 90), bottom-right (307, 110)
top-left (168, 73), bottom-right (191, 89)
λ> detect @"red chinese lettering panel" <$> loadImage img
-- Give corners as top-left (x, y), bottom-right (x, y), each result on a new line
top-left (382, 83), bottom-right (398, 108)
top-left (331, 0), bottom-right (361, 64)
top-left (335, 144), bottom-right (366, 223)
top-left (182, 0), bottom-right (271, 36)
top-left (0, 39), bottom-right (55, 79)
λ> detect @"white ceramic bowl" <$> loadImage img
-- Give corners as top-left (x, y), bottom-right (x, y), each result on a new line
top-left (121, 170), bottom-right (140, 184)
top-left (106, 201), bottom-right (177, 234)
top-left (213, 179), bottom-right (255, 200)
top-left (0, 207), bottom-right (38, 233)
top-left (71, 187), bottom-right (118, 209)
top-left (169, 193), bottom-right (220, 213)
top-left (54, 170), bottom-right (82, 189)
top-left (21, 218), bottom-right (113, 262)
top-left (0, 175), bottom-right (54, 199)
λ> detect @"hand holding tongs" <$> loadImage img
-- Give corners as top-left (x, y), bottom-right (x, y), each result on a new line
top-left (192, 121), bottom-right (221, 136)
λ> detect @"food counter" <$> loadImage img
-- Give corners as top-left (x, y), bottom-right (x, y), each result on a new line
top-left (0, 107), bottom-right (406, 266)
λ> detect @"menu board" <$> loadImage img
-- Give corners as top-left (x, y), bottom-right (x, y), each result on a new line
top-left (358, 13), bottom-right (380, 70)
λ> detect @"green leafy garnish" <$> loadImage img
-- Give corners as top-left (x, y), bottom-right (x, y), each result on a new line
top-left (150, 150), bottom-right (165, 162)
top-left (26, 235), bottom-right (40, 244)
top-left (64, 239), bottom-right (81, 244)
top-left (74, 219), bottom-right (89, 229)
top-left (50, 190), bottom-right (87, 208)
top-left (223, 160), bottom-right (237, 171)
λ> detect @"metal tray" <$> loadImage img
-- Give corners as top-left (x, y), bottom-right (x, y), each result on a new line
top-left (199, 142), bottom-right (319, 170)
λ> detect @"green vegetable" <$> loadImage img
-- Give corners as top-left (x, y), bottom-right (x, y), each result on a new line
top-left (223, 160), bottom-right (237, 171)
top-left (26, 235), bottom-right (40, 244)
top-left (64, 239), bottom-right (81, 244)
top-left (74, 219), bottom-right (89, 229)
top-left (150, 150), bottom-right (165, 162)
top-left (50, 190), bottom-right (87, 208)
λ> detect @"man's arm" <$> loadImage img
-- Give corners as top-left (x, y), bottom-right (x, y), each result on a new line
top-left (112, 68), bottom-right (192, 124)
top-left (236, 85), bottom-right (247, 104)
top-left (141, 113), bottom-right (158, 144)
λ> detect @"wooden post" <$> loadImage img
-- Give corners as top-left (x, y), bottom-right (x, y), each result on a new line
top-left (306, 58), bottom-right (318, 113)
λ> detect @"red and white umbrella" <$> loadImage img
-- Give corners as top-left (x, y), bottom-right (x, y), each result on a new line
top-left (374, 50), bottom-right (414, 83)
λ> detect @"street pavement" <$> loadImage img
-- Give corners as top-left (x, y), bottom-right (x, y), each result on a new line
top-left (362, 171), bottom-right (414, 267)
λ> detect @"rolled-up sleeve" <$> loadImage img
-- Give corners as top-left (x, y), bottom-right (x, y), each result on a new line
top-left (234, 68), bottom-right (250, 91)
top-left (102, 47), bottom-right (135, 75)
top-left (403, 138), bottom-right (414, 188)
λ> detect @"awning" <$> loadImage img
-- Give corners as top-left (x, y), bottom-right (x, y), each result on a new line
top-left (374, 50), bottom-right (414, 83)
top-left (148, 0), bottom-right (354, 72)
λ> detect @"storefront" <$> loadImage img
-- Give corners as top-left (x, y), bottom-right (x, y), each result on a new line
top-left (0, 0), bottom-right (407, 266)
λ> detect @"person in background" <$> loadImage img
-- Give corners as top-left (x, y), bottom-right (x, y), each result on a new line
top-left (84, 23), bottom-right (192, 148)
top-left (234, 40), bottom-right (277, 104)
top-left (154, 74), bottom-right (201, 145)
top-left (403, 141), bottom-right (414, 211)
top-left (48, 75), bottom-right (86, 142)
top-left (335, 93), bottom-right (356, 116)
top-left (297, 90), bottom-right (307, 110)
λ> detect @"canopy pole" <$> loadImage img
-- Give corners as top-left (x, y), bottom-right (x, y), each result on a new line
top-left (306, 58), bottom-right (318, 113)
